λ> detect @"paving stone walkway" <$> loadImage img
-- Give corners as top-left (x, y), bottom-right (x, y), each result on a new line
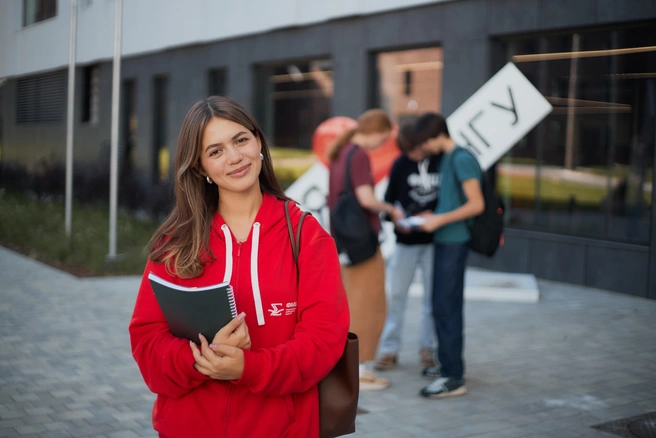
top-left (1, 246), bottom-right (655, 437)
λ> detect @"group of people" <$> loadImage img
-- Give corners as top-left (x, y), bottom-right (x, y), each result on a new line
top-left (128, 96), bottom-right (483, 437)
top-left (327, 109), bottom-right (484, 399)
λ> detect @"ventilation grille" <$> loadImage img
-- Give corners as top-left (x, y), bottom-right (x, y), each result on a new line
top-left (16, 71), bottom-right (66, 124)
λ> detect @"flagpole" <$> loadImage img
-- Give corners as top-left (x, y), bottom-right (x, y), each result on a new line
top-left (65, 0), bottom-right (78, 237)
top-left (108, 0), bottom-right (122, 259)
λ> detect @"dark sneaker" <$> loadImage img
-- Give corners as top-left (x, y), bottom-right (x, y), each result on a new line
top-left (420, 377), bottom-right (467, 399)
top-left (373, 353), bottom-right (397, 371)
top-left (422, 365), bottom-right (440, 378)
top-left (419, 348), bottom-right (436, 368)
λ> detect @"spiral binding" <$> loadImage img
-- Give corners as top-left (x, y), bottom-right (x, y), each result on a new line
top-left (227, 286), bottom-right (238, 317)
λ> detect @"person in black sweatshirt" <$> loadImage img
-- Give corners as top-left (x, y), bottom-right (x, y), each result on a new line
top-left (374, 120), bottom-right (442, 376)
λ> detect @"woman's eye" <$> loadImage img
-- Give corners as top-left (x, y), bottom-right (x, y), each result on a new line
top-left (236, 137), bottom-right (248, 145)
top-left (209, 149), bottom-right (222, 157)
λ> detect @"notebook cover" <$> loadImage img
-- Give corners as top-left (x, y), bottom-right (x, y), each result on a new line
top-left (148, 272), bottom-right (237, 344)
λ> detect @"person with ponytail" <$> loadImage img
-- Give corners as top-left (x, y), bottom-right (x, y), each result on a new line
top-left (326, 109), bottom-right (404, 391)
top-left (129, 96), bottom-right (349, 437)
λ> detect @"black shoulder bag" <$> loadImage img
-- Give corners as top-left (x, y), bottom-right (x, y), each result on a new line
top-left (329, 147), bottom-right (379, 265)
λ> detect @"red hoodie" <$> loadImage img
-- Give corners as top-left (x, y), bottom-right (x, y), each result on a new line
top-left (129, 194), bottom-right (350, 437)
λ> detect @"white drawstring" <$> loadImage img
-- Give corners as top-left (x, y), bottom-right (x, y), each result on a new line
top-left (251, 222), bottom-right (265, 326)
top-left (220, 224), bottom-right (232, 284)
top-left (220, 222), bottom-right (265, 326)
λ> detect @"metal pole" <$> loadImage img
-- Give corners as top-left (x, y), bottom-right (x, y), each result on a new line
top-left (65, 0), bottom-right (78, 237)
top-left (108, 0), bottom-right (122, 259)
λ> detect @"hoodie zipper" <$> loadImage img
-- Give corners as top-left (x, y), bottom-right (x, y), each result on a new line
top-left (223, 385), bottom-right (233, 436)
top-left (223, 241), bottom-right (241, 436)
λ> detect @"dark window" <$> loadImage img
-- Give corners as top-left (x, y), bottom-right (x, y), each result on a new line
top-left (16, 71), bottom-right (66, 124)
top-left (495, 23), bottom-right (655, 244)
top-left (254, 59), bottom-right (333, 150)
top-left (120, 79), bottom-right (137, 173)
top-left (23, 0), bottom-right (57, 26)
top-left (207, 68), bottom-right (226, 97)
top-left (152, 76), bottom-right (169, 184)
top-left (81, 65), bottom-right (99, 123)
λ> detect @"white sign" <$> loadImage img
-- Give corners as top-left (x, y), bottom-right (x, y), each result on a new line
top-left (447, 62), bottom-right (553, 170)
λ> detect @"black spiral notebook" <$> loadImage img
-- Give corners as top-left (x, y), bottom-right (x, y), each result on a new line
top-left (148, 272), bottom-right (238, 344)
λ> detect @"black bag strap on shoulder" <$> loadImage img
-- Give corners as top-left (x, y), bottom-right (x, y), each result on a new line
top-left (341, 146), bottom-right (359, 195)
top-left (450, 147), bottom-right (483, 205)
top-left (284, 200), bottom-right (310, 282)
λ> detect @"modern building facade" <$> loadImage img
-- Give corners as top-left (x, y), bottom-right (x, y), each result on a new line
top-left (1, 0), bottom-right (655, 298)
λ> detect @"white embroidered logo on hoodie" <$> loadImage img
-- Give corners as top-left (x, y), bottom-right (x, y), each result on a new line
top-left (269, 303), bottom-right (284, 316)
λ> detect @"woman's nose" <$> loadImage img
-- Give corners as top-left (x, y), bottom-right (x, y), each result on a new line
top-left (225, 146), bottom-right (243, 163)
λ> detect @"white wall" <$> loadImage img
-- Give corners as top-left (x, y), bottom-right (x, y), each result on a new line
top-left (0, 0), bottom-right (452, 78)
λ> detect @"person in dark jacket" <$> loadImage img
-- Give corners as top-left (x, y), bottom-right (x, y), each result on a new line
top-left (374, 120), bottom-right (442, 376)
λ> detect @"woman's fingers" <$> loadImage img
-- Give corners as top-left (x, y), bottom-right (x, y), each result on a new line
top-left (190, 340), bottom-right (214, 371)
top-left (212, 312), bottom-right (247, 345)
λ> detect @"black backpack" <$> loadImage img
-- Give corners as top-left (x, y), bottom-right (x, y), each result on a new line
top-left (329, 147), bottom-right (379, 266)
top-left (451, 148), bottom-right (505, 257)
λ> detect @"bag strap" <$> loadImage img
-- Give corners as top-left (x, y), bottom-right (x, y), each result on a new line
top-left (284, 200), bottom-right (309, 283)
top-left (341, 146), bottom-right (359, 195)
top-left (449, 147), bottom-right (484, 205)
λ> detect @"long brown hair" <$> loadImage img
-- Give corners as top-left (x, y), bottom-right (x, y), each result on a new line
top-left (326, 109), bottom-right (392, 162)
top-left (148, 96), bottom-right (288, 279)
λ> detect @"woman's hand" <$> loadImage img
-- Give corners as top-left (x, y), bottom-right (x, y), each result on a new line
top-left (211, 312), bottom-right (251, 350)
top-left (190, 334), bottom-right (245, 380)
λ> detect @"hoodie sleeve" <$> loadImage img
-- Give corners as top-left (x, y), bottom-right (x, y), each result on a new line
top-left (236, 218), bottom-right (350, 396)
top-left (129, 260), bottom-right (212, 398)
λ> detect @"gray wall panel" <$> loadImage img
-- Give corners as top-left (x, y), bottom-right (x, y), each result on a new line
top-left (441, 38), bottom-right (487, 115)
top-left (585, 246), bottom-right (649, 297)
top-left (444, 0), bottom-right (488, 42)
top-left (332, 19), bottom-right (367, 118)
top-left (364, 12), bottom-right (401, 50)
top-left (530, 240), bottom-right (586, 285)
top-left (397, 4), bottom-right (443, 47)
top-left (596, 0), bottom-right (656, 24)
top-left (538, 0), bottom-right (598, 30)
top-left (468, 232), bottom-right (532, 273)
top-left (486, 0), bottom-right (539, 36)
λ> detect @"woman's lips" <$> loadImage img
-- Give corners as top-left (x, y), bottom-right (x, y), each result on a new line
top-left (228, 164), bottom-right (251, 177)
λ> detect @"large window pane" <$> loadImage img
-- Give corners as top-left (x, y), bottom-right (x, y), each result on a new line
top-left (255, 60), bottom-right (332, 150)
top-left (496, 23), bottom-right (655, 244)
top-left (373, 47), bottom-right (443, 123)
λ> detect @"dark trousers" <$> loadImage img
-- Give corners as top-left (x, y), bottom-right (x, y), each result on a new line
top-left (432, 242), bottom-right (469, 380)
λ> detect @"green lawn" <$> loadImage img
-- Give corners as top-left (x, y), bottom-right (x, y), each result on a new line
top-left (0, 190), bottom-right (157, 277)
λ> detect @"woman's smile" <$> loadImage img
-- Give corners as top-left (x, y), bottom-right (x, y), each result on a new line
top-left (228, 163), bottom-right (251, 178)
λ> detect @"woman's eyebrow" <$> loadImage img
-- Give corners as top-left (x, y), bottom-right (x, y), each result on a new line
top-left (204, 131), bottom-right (248, 153)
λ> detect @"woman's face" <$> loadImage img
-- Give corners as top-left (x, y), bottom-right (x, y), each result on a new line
top-left (199, 117), bottom-right (262, 195)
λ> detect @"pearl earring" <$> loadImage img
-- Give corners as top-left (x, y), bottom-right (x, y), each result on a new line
top-left (206, 176), bottom-right (212, 184)
top-left (260, 152), bottom-right (264, 160)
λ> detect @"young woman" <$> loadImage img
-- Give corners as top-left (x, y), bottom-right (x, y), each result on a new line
top-left (129, 96), bottom-right (350, 437)
top-left (326, 109), bottom-right (403, 391)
